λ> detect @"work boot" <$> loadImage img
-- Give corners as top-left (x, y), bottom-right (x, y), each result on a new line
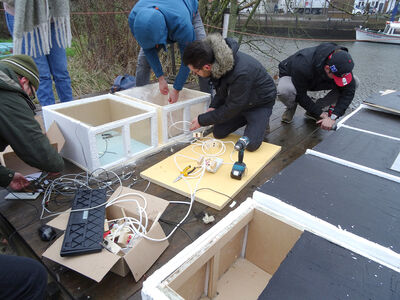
top-left (281, 105), bottom-right (297, 123)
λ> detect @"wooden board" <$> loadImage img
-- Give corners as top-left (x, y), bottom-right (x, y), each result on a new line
top-left (140, 134), bottom-right (281, 210)
top-left (214, 258), bottom-right (272, 300)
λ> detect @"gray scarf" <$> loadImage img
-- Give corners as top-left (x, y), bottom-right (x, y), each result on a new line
top-left (6, 0), bottom-right (72, 57)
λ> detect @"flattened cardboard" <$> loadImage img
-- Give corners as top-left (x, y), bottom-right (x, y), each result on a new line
top-left (125, 222), bottom-right (168, 281)
top-left (43, 187), bottom-right (169, 282)
top-left (0, 121), bottom-right (65, 175)
top-left (42, 234), bottom-right (120, 282)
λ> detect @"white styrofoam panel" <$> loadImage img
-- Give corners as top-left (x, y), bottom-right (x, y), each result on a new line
top-left (42, 94), bottom-right (158, 172)
top-left (116, 83), bottom-right (211, 145)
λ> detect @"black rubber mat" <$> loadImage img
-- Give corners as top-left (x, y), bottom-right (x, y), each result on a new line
top-left (60, 189), bottom-right (107, 257)
top-left (258, 231), bottom-right (400, 300)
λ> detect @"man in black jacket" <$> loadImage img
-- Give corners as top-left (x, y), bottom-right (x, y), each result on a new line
top-left (0, 55), bottom-right (64, 190)
top-left (183, 34), bottom-right (276, 151)
top-left (278, 43), bottom-right (357, 130)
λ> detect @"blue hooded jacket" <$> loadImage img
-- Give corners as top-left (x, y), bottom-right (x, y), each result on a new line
top-left (128, 0), bottom-right (198, 91)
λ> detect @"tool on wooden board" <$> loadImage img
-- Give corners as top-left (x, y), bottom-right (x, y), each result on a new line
top-left (231, 136), bottom-right (250, 180)
top-left (173, 165), bottom-right (196, 182)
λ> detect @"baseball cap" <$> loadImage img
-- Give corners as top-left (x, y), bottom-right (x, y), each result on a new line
top-left (327, 50), bottom-right (354, 87)
top-left (1, 54), bottom-right (40, 90)
top-left (133, 7), bottom-right (167, 50)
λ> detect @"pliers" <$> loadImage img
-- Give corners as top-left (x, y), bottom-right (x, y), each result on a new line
top-left (173, 165), bottom-right (196, 183)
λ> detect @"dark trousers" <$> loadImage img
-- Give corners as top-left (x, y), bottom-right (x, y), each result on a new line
top-left (0, 255), bottom-right (47, 300)
top-left (213, 106), bottom-right (272, 151)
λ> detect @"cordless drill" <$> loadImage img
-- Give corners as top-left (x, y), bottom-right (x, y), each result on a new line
top-left (231, 136), bottom-right (250, 180)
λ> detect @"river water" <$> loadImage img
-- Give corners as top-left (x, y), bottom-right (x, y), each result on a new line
top-left (241, 38), bottom-right (400, 108)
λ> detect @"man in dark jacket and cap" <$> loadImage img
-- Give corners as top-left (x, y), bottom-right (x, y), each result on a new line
top-left (278, 42), bottom-right (357, 130)
top-left (0, 54), bottom-right (64, 190)
top-left (183, 34), bottom-right (276, 152)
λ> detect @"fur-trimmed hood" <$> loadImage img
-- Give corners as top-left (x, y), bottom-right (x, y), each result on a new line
top-left (205, 34), bottom-right (236, 79)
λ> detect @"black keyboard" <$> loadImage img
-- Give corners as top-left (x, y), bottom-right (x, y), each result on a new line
top-left (60, 189), bottom-right (107, 257)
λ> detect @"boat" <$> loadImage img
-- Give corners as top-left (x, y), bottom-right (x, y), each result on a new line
top-left (356, 20), bottom-right (400, 44)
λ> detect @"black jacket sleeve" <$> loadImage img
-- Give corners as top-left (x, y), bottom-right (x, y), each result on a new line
top-left (291, 68), bottom-right (324, 117)
top-left (0, 165), bottom-right (15, 188)
top-left (198, 73), bottom-right (251, 126)
top-left (0, 94), bottom-right (64, 178)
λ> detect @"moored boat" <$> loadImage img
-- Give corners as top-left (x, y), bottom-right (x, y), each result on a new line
top-left (356, 21), bottom-right (400, 44)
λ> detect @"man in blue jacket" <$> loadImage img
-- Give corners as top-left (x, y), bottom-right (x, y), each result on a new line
top-left (183, 34), bottom-right (276, 152)
top-left (128, 0), bottom-right (208, 103)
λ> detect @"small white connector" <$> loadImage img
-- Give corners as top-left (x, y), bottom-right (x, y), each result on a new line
top-left (205, 157), bottom-right (223, 173)
top-left (193, 131), bottom-right (203, 139)
top-left (202, 213), bottom-right (215, 224)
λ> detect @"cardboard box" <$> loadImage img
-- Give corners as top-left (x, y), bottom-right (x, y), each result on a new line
top-left (116, 83), bottom-right (210, 145)
top-left (43, 187), bottom-right (169, 282)
top-left (42, 94), bottom-right (158, 172)
top-left (0, 116), bottom-right (65, 176)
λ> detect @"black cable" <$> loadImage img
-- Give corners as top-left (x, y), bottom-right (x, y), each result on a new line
top-left (159, 218), bottom-right (194, 242)
top-left (195, 187), bottom-right (233, 201)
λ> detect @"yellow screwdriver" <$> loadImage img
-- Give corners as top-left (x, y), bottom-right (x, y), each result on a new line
top-left (173, 165), bottom-right (196, 183)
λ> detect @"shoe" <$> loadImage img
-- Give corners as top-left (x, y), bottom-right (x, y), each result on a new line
top-left (281, 106), bottom-right (297, 123)
top-left (304, 112), bottom-right (318, 121)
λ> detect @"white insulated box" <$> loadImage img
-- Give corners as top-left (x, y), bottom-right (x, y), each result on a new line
top-left (116, 83), bottom-right (210, 145)
top-left (42, 94), bottom-right (158, 172)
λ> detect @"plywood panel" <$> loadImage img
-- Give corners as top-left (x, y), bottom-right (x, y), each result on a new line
top-left (176, 264), bottom-right (207, 300)
top-left (218, 228), bottom-right (245, 278)
top-left (246, 210), bottom-right (302, 275)
top-left (214, 258), bottom-right (271, 300)
top-left (141, 134), bottom-right (281, 210)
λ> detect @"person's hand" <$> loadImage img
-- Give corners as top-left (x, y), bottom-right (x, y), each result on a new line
top-left (9, 172), bottom-right (30, 191)
top-left (316, 117), bottom-right (336, 130)
top-left (168, 89), bottom-right (179, 104)
top-left (158, 76), bottom-right (169, 95)
top-left (190, 117), bottom-right (201, 131)
top-left (320, 112), bottom-right (329, 119)
top-left (206, 107), bottom-right (215, 113)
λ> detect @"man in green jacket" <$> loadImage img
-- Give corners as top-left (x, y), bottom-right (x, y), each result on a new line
top-left (0, 54), bottom-right (64, 190)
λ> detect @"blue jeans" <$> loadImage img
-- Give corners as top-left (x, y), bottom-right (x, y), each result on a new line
top-left (5, 12), bottom-right (73, 106)
top-left (135, 12), bottom-right (210, 93)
